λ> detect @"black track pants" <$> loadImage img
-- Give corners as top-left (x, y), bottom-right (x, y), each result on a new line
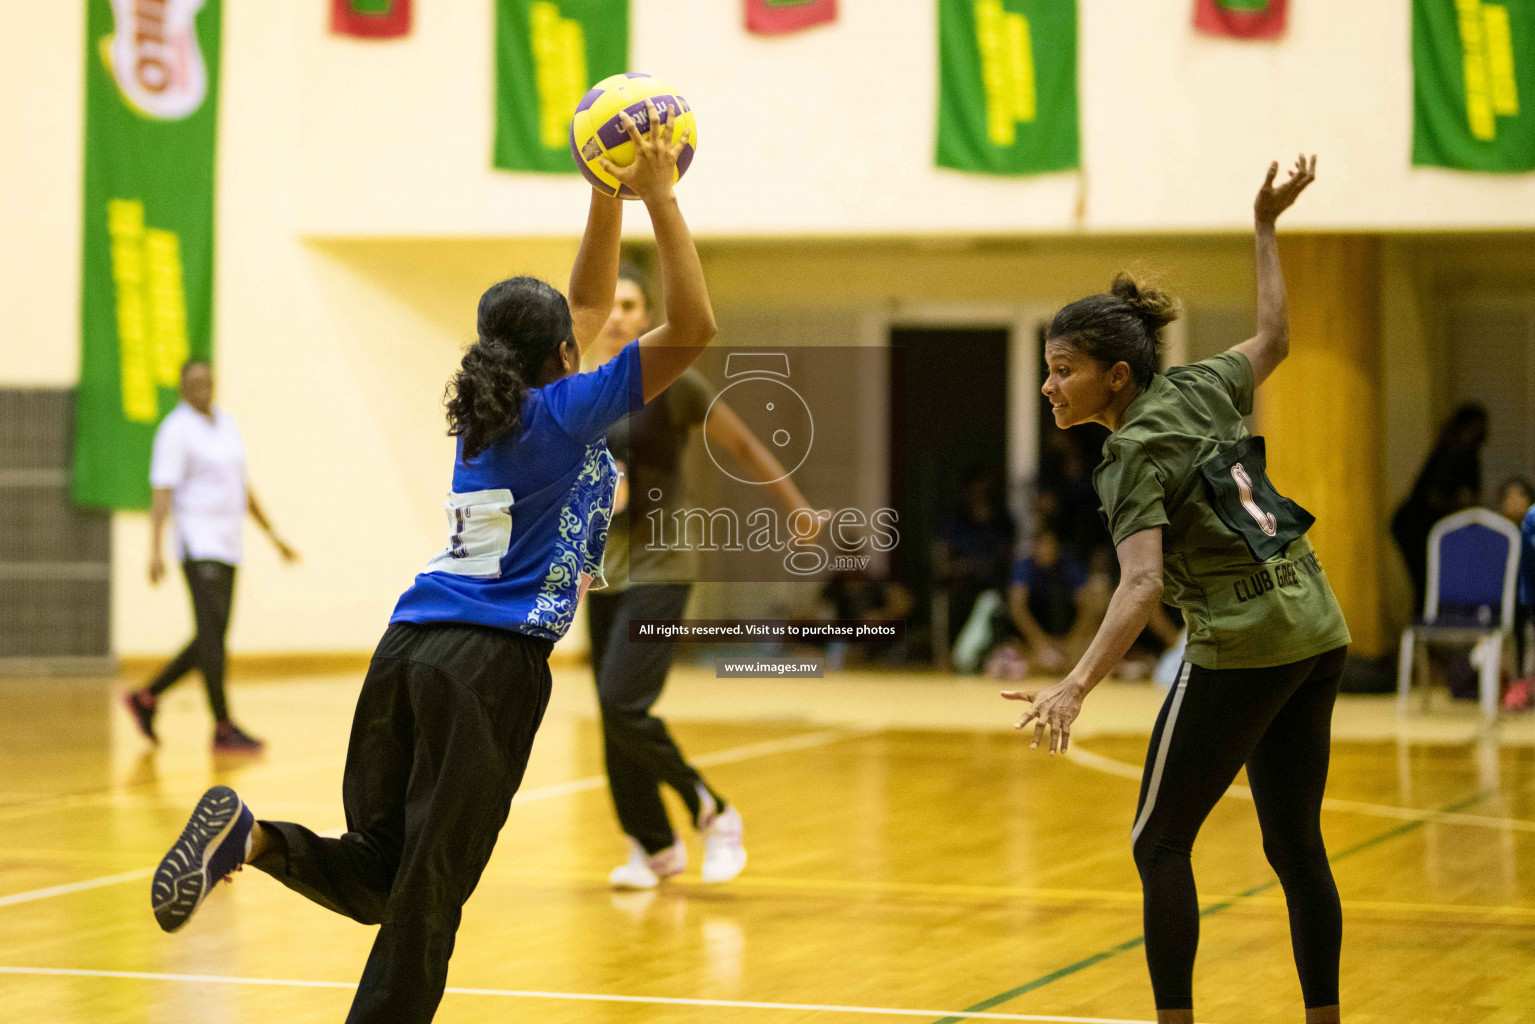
top-left (1131, 645), bottom-right (1347, 1012)
top-left (586, 583), bottom-right (726, 855)
top-left (251, 622), bottom-right (553, 1024)
top-left (147, 559), bottom-right (236, 721)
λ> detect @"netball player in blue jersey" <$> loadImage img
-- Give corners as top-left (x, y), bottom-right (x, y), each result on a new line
top-left (147, 105), bottom-right (710, 1024)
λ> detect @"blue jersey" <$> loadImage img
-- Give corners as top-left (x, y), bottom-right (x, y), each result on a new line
top-left (392, 342), bottom-right (642, 640)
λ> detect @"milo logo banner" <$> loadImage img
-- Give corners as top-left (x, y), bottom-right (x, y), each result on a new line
top-left (493, 0), bottom-right (629, 174)
top-left (76, 0), bottom-right (221, 509)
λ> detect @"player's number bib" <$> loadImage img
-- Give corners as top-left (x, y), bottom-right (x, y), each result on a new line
top-left (424, 489), bottom-right (514, 578)
top-left (1198, 436), bottom-right (1314, 562)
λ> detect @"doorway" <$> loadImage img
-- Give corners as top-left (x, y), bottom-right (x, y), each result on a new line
top-left (889, 326), bottom-right (1012, 660)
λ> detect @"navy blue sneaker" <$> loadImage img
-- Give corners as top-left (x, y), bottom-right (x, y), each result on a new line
top-left (151, 786), bottom-right (253, 933)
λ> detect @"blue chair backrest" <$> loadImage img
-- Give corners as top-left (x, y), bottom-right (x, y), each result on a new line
top-left (1425, 508), bottom-right (1521, 626)
top-left (1439, 525), bottom-right (1511, 607)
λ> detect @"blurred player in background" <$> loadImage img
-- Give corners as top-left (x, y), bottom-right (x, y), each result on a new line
top-left (1007, 158), bottom-right (1351, 1024)
top-left (148, 105), bottom-right (715, 1024)
top-left (121, 360), bottom-right (298, 752)
top-left (585, 262), bottom-right (816, 889)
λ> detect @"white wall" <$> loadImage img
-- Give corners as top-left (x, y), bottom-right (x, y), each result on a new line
top-left (0, 2), bottom-right (82, 385)
top-left (295, 0), bottom-right (1535, 237)
top-left (4, 1), bottom-right (1534, 658)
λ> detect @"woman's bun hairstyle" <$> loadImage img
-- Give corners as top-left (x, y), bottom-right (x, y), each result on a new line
top-left (1048, 272), bottom-right (1182, 387)
top-left (1109, 272), bottom-right (1179, 336)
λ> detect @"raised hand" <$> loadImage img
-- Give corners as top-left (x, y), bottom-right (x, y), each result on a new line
top-left (598, 99), bottom-right (685, 203)
top-left (1254, 153), bottom-right (1316, 225)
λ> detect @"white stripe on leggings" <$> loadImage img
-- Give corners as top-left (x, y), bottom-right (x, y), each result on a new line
top-left (1129, 661), bottom-right (1192, 845)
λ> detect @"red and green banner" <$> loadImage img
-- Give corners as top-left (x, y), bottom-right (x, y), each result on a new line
top-left (332, 0), bottom-right (412, 39)
top-left (76, 0), bottom-right (221, 510)
top-left (746, 0), bottom-right (837, 35)
top-left (936, 0), bottom-right (1079, 176)
top-left (1194, 0), bottom-right (1286, 40)
top-left (1414, 0), bottom-right (1535, 172)
top-left (493, 0), bottom-right (629, 174)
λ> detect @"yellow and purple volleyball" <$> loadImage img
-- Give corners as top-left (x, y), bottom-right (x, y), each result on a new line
top-left (569, 73), bottom-right (697, 199)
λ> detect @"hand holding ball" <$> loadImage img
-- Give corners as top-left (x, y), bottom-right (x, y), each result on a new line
top-left (570, 73), bottom-right (696, 199)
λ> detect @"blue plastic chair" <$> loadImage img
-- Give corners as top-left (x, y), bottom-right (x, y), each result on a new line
top-left (1397, 508), bottom-right (1521, 722)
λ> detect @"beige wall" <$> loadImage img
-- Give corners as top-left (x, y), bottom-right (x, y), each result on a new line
top-left (290, 0), bottom-right (1535, 235)
top-left (4, 3), bottom-right (1534, 657)
top-left (0, 2), bottom-right (81, 385)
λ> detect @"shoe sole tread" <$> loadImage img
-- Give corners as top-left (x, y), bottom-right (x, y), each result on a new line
top-left (151, 787), bottom-right (244, 933)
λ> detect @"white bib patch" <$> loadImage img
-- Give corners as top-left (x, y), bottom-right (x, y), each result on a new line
top-left (424, 489), bottom-right (514, 578)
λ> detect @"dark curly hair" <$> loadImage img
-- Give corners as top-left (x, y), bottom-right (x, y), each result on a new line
top-left (444, 277), bottom-right (574, 459)
top-left (1048, 272), bottom-right (1181, 387)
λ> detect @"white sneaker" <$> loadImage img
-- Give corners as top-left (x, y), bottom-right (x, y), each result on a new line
top-left (701, 806), bottom-right (746, 883)
top-left (609, 838), bottom-right (686, 890)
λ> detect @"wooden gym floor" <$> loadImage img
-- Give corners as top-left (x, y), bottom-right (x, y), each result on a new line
top-left (0, 666), bottom-right (1532, 1023)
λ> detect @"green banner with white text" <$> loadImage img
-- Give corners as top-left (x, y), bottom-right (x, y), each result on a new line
top-left (76, 0), bottom-right (221, 510)
top-left (494, 0), bottom-right (629, 174)
top-left (1413, 0), bottom-right (1535, 172)
top-left (937, 0), bottom-right (1079, 176)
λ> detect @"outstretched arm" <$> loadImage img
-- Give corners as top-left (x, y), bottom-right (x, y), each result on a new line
top-left (568, 192), bottom-right (623, 356)
top-left (1001, 527), bottom-right (1165, 754)
top-left (1233, 154), bottom-right (1316, 389)
top-left (599, 101), bottom-right (717, 402)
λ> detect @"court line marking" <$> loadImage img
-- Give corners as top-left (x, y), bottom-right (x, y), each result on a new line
top-left (510, 727), bottom-right (873, 805)
top-left (928, 791), bottom-right (1490, 1024)
top-left (0, 869), bottom-right (153, 909)
top-left (1067, 745), bottom-right (1535, 832)
top-left (481, 870), bottom-right (1535, 923)
top-left (0, 966), bottom-right (1162, 1023)
top-left (0, 727), bottom-right (868, 910)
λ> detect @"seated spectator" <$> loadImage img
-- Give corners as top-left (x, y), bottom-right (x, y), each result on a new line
top-left (818, 572), bottom-right (915, 669)
top-left (1036, 429), bottom-right (1112, 566)
top-left (1391, 404), bottom-right (1487, 612)
top-left (933, 465), bottom-right (1016, 647)
top-left (1003, 529), bottom-right (1110, 675)
top-left (1498, 476), bottom-right (1535, 525)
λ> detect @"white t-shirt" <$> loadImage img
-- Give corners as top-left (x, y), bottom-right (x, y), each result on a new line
top-left (150, 403), bottom-right (247, 565)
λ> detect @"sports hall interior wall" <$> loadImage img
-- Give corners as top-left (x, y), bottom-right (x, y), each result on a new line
top-left (3, 3), bottom-right (1533, 660)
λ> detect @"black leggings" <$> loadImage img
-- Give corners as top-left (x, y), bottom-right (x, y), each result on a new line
top-left (148, 559), bottom-right (235, 721)
top-left (252, 622), bottom-right (553, 1024)
top-left (1132, 645), bottom-right (1347, 1012)
top-left (586, 583), bottom-right (726, 854)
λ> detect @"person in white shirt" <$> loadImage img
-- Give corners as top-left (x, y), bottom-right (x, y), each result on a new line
top-left (122, 361), bottom-right (298, 752)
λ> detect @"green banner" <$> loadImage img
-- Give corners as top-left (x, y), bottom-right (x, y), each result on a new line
top-left (937, 0), bottom-right (1079, 176)
top-left (493, 0), bottom-right (629, 174)
top-left (1413, 0), bottom-right (1535, 172)
top-left (75, 0), bottom-right (221, 510)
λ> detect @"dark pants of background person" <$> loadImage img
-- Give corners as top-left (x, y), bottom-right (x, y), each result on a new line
top-left (250, 622), bottom-right (552, 1024)
top-left (147, 559), bottom-right (236, 721)
top-left (1132, 645), bottom-right (1348, 1013)
top-left (586, 583), bottom-right (727, 855)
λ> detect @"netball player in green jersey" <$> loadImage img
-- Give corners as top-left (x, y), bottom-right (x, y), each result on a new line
top-left (1005, 156), bottom-right (1349, 1024)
